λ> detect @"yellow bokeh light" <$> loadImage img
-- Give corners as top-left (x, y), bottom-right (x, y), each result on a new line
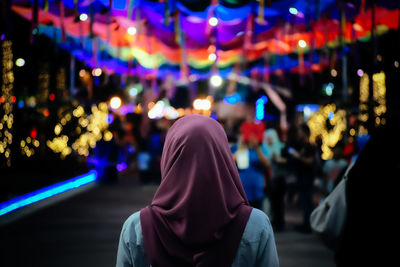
top-left (47, 102), bottom-right (109, 158)
top-left (308, 104), bottom-right (346, 160)
top-left (104, 130), bottom-right (113, 141)
top-left (110, 96), bottom-right (122, 110)
top-left (54, 124), bottom-right (62, 135)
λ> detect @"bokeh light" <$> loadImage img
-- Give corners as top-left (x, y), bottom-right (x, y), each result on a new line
top-left (210, 75), bottom-right (223, 87)
top-left (208, 17), bottom-right (218, 27)
top-left (110, 97), bottom-right (122, 110)
top-left (289, 7), bottom-right (298, 15)
top-left (79, 13), bottom-right (88, 21)
top-left (15, 58), bottom-right (25, 67)
top-left (127, 27), bottom-right (137, 35)
top-left (298, 40), bottom-right (307, 48)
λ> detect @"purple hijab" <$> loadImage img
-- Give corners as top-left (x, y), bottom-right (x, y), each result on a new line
top-left (140, 115), bottom-right (253, 267)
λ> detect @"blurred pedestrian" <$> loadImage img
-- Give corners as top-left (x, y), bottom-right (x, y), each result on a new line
top-left (117, 115), bottom-right (279, 267)
top-left (92, 119), bottom-right (123, 184)
top-left (264, 128), bottom-right (287, 231)
top-left (288, 123), bottom-right (317, 233)
top-left (232, 124), bottom-right (270, 210)
top-left (280, 125), bottom-right (301, 205)
top-left (322, 142), bottom-right (348, 194)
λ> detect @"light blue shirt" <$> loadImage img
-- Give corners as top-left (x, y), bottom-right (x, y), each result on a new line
top-left (116, 208), bottom-right (279, 267)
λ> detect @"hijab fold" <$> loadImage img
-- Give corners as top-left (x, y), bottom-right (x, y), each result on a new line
top-left (140, 115), bottom-right (252, 267)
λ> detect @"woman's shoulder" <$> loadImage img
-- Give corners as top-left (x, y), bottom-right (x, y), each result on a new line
top-left (233, 208), bottom-right (277, 266)
top-left (242, 208), bottom-right (273, 243)
top-left (124, 210), bottom-right (141, 225)
top-left (121, 211), bottom-right (143, 246)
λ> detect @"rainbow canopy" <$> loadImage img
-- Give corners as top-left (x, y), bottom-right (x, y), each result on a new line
top-left (10, 0), bottom-right (400, 78)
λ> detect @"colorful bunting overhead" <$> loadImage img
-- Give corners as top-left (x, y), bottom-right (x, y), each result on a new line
top-left (9, 0), bottom-right (400, 78)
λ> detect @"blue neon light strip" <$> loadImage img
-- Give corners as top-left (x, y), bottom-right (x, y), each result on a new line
top-left (256, 95), bottom-right (268, 121)
top-left (0, 170), bottom-right (97, 216)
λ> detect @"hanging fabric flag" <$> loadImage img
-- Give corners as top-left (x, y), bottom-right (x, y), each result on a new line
top-left (146, 23), bottom-right (152, 54)
top-left (244, 13), bottom-right (254, 52)
top-left (107, 0), bottom-right (112, 44)
top-left (340, 0), bottom-right (346, 47)
top-left (152, 70), bottom-right (158, 95)
top-left (136, 8), bottom-right (141, 42)
top-left (31, 0), bottom-right (38, 43)
top-left (74, 0), bottom-right (78, 18)
top-left (89, 0), bottom-right (94, 39)
top-left (43, 0), bottom-right (48, 12)
top-left (127, 0), bottom-right (134, 20)
top-left (60, 0), bottom-right (66, 42)
top-left (205, 5), bottom-right (215, 38)
top-left (298, 43), bottom-right (305, 85)
top-left (258, 0), bottom-right (265, 24)
top-left (174, 11), bottom-right (182, 45)
top-left (180, 32), bottom-right (188, 80)
top-left (316, 0), bottom-right (321, 20)
top-left (263, 52), bottom-right (270, 83)
top-left (93, 37), bottom-right (99, 67)
top-left (360, 0), bottom-right (366, 13)
top-left (163, 0), bottom-right (170, 27)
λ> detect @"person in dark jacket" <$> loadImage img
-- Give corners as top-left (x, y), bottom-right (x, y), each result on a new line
top-left (335, 116), bottom-right (400, 266)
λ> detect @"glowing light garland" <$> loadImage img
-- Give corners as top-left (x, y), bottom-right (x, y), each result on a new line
top-left (1, 41), bottom-right (14, 167)
top-left (358, 73), bottom-right (369, 134)
top-left (372, 72), bottom-right (386, 126)
top-left (47, 102), bottom-right (110, 158)
top-left (358, 71), bottom-right (387, 133)
top-left (20, 136), bottom-right (40, 157)
top-left (308, 104), bottom-right (347, 160)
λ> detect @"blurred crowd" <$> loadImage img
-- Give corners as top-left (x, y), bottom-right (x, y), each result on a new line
top-left (91, 109), bottom-right (366, 234)
top-left (226, 112), bottom-right (362, 234)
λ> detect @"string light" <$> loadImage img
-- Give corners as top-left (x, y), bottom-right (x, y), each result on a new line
top-left (127, 26), bottom-right (137, 35)
top-left (103, 130), bottom-right (113, 141)
top-left (308, 104), bottom-right (346, 160)
top-left (210, 75), bottom-right (223, 87)
top-left (193, 97), bottom-right (212, 116)
top-left (92, 68), bottom-right (102, 77)
top-left (129, 87), bottom-right (138, 97)
top-left (289, 7), bottom-right (298, 15)
top-left (79, 69), bottom-right (87, 77)
top-left (15, 58), bottom-right (25, 67)
top-left (298, 40), bottom-right (307, 48)
top-left (47, 135), bottom-right (71, 159)
top-left (148, 100), bottom-right (166, 119)
top-left (358, 73), bottom-right (369, 133)
top-left (110, 96), bottom-right (122, 110)
top-left (208, 17), bottom-right (218, 27)
top-left (208, 53), bottom-right (217, 62)
top-left (1, 40), bottom-right (14, 166)
top-left (79, 13), bottom-right (88, 22)
top-left (20, 136), bottom-right (40, 157)
top-left (48, 102), bottom-right (109, 158)
top-left (372, 71), bottom-right (386, 126)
